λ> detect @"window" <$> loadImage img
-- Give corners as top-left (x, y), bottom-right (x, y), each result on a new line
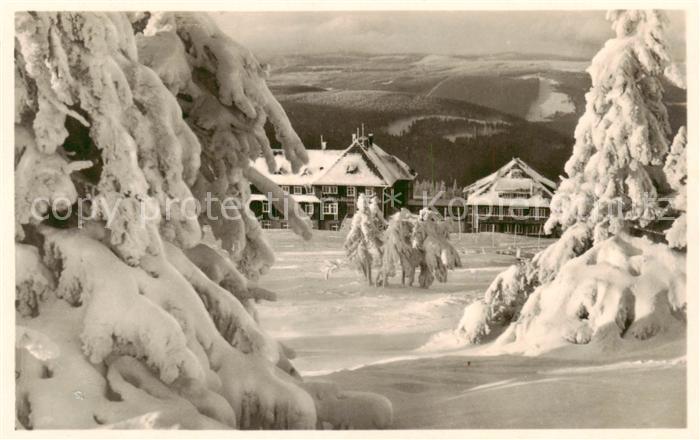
top-left (304, 204), bottom-right (314, 216)
top-left (365, 187), bottom-right (374, 196)
top-left (323, 202), bottom-right (338, 215)
top-left (322, 185), bottom-right (338, 194)
top-left (330, 223), bottom-right (339, 231)
top-left (262, 201), bottom-right (270, 213)
top-left (346, 186), bottom-right (356, 198)
top-left (533, 207), bottom-right (548, 218)
top-left (280, 221), bottom-right (289, 229)
top-left (261, 220), bottom-right (271, 229)
top-left (511, 207), bottom-right (527, 217)
top-left (293, 186), bottom-right (303, 195)
top-left (281, 186), bottom-right (290, 193)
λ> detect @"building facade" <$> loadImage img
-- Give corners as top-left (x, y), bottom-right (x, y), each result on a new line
top-left (463, 158), bottom-right (558, 236)
top-left (249, 134), bottom-right (417, 230)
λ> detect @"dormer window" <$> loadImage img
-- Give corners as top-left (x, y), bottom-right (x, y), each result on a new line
top-left (346, 163), bottom-right (359, 174)
top-left (508, 169), bottom-right (524, 178)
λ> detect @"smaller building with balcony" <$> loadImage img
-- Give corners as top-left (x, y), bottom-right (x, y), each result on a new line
top-left (464, 157), bottom-right (558, 236)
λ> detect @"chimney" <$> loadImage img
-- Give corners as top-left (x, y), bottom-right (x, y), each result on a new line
top-left (352, 133), bottom-right (357, 143)
top-left (368, 133), bottom-right (374, 145)
top-left (320, 135), bottom-right (327, 150)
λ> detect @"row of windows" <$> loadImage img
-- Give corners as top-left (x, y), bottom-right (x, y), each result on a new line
top-left (498, 192), bottom-right (532, 199)
top-left (472, 206), bottom-right (549, 218)
top-left (261, 201), bottom-right (332, 216)
top-left (478, 223), bottom-right (545, 235)
top-left (280, 185), bottom-right (307, 195)
top-left (322, 186), bottom-right (374, 197)
top-left (267, 185), bottom-right (378, 197)
top-left (261, 220), bottom-right (336, 230)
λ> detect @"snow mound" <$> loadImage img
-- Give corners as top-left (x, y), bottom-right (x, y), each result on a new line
top-left (495, 233), bottom-right (686, 355)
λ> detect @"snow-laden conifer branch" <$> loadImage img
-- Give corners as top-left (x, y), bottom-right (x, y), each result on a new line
top-left (14, 11), bottom-right (391, 430)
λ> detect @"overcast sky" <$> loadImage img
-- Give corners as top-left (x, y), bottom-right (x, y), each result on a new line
top-left (212, 10), bottom-right (686, 60)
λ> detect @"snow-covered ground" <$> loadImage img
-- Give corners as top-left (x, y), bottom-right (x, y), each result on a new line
top-left (257, 230), bottom-right (686, 428)
top-left (257, 230), bottom-right (552, 375)
top-left (520, 74), bottom-right (576, 121)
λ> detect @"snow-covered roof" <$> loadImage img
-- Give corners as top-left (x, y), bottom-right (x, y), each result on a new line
top-left (464, 157), bottom-right (557, 207)
top-left (250, 149), bottom-right (342, 186)
top-left (250, 136), bottom-right (416, 188)
top-left (466, 193), bottom-right (552, 208)
top-left (493, 177), bottom-right (533, 193)
top-left (314, 136), bottom-right (417, 186)
top-left (249, 193), bottom-right (321, 203)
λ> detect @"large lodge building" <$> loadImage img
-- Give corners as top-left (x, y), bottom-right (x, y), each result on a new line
top-left (249, 131), bottom-right (558, 236)
top-left (249, 134), bottom-right (417, 230)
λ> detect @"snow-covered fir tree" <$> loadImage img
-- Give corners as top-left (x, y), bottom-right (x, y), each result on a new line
top-left (344, 193), bottom-right (386, 285)
top-left (14, 11), bottom-right (392, 430)
top-left (545, 10), bottom-right (678, 244)
top-left (377, 209), bottom-right (424, 287)
top-left (455, 10), bottom-right (686, 351)
top-left (664, 126), bottom-right (687, 249)
top-left (411, 208), bottom-right (462, 288)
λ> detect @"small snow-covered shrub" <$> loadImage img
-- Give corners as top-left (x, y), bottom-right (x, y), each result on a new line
top-left (456, 300), bottom-right (491, 344)
top-left (456, 261), bottom-right (536, 343)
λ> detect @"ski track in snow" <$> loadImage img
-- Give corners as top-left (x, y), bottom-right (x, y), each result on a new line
top-left (542, 356), bottom-right (687, 375)
top-left (443, 377), bottom-right (563, 401)
top-left (278, 250), bottom-right (345, 256)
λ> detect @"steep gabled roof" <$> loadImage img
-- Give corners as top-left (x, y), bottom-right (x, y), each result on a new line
top-left (249, 137), bottom-right (416, 188)
top-left (464, 157), bottom-right (556, 195)
top-left (314, 137), bottom-right (417, 186)
top-left (463, 157), bottom-right (558, 207)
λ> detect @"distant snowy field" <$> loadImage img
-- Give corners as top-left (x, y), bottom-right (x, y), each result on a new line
top-left (257, 230), bottom-right (552, 375)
